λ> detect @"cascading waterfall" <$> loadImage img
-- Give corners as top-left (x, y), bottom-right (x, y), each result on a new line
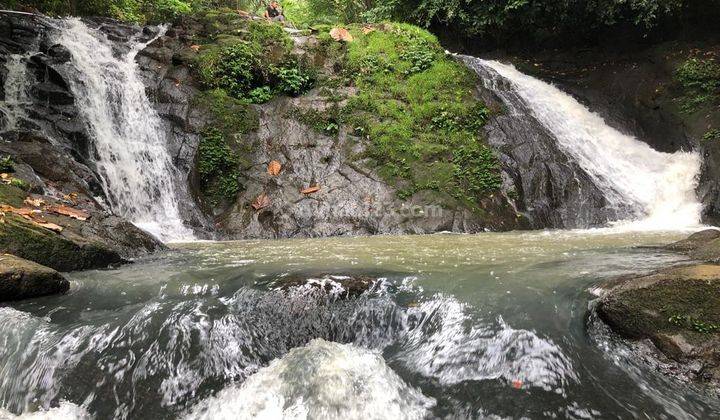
top-left (0, 54), bottom-right (31, 131)
top-left (51, 18), bottom-right (193, 242)
top-left (462, 57), bottom-right (703, 230)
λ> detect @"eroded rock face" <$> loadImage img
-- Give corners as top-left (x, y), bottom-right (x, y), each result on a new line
top-left (0, 253), bottom-right (69, 301)
top-left (596, 264), bottom-right (720, 389)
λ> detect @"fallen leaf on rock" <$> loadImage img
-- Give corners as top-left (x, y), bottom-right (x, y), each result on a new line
top-left (267, 160), bottom-right (282, 176)
top-left (49, 205), bottom-right (90, 221)
top-left (330, 27), bottom-right (353, 42)
top-left (24, 197), bottom-right (45, 207)
top-left (32, 220), bottom-right (63, 232)
top-left (301, 185), bottom-right (321, 194)
top-left (0, 173), bottom-right (9, 179)
top-left (251, 193), bottom-right (271, 210)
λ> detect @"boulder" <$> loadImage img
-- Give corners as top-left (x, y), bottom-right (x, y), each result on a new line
top-left (596, 264), bottom-right (720, 388)
top-left (0, 253), bottom-right (69, 301)
top-left (665, 229), bottom-right (720, 252)
top-left (274, 272), bottom-right (379, 298)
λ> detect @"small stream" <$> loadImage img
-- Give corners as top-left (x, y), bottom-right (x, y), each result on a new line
top-left (1, 230), bottom-right (718, 419)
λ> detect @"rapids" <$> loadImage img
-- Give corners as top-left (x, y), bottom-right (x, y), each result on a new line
top-left (1, 231), bottom-right (718, 419)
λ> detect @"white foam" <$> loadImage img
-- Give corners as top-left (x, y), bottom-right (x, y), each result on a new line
top-left (470, 58), bottom-right (703, 231)
top-left (52, 18), bottom-right (193, 242)
top-left (183, 339), bottom-right (435, 420)
top-left (0, 402), bottom-right (89, 420)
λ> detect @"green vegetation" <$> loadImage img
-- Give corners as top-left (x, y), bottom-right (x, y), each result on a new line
top-left (196, 128), bottom-right (242, 205)
top-left (0, 156), bottom-right (14, 173)
top-left (0, 184), bottom-right (28, 207)
top-left (311, 23), bottom-right (501, 207)
top-left (669, 314), bottom-right (720, 334)
top-left (703, 128), bottom-right (720, 142)
top-left (195, 18), bottom-right (315, 103)
top-left (8, 178), bottom-right (30, 191)
top-left (675, 57), bottom-right (720, 113)
top-left (192, 89), bottom-right (258, 206)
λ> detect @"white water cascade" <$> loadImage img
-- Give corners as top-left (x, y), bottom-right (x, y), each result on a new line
top-left (0, 54), bottom-right (32, 131)
top-left (51, 18), bottom-right (193, 242)
top-left (463, 57), bottom-right (703, 230)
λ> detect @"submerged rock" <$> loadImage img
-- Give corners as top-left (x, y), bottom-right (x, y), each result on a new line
top-left (0, 253), bottom-right (69, 301)
top-left (596, 264), bottom-right (720, 389)
top-left (274, 272), bottom-right (380, 298)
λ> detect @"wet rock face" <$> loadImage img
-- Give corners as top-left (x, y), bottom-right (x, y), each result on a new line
top-left (0, 253), bottom-right (69, 301)
top-left (218, 91), bottom-right (524, 239)
top-left (596, 263), bottom-right (720, 390)
top-left (135, 19), bottom-right (527, 239)
top-left (0, 15), bottom-right (167, 266)
top-left (472, 68), bottom-right (615, 229)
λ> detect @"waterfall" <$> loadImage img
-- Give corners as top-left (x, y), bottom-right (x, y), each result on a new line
top-left (462, 57), bottom-right (703, 230)
top-left (1, 54), bottom-right (31, 131)
top-left (51, 18), bottom-right (193, 242)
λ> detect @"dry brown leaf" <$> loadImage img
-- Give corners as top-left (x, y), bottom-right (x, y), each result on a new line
top-left (189, 44), bottom-right (201, 52)
top-left (49, 205), bottom-right (90, 221)
top-left (251, 193), bottom-right (271, 211)
top-left (329, 27), bottom-right (353, 42)
top-left (0, 173), bottom-right (9, 179)
top-left (24, 197), bottom-right (45, 207)
top-left (301, 185), bottom-right (321, 194)
top-left (32, 220), bottom-right (63, 232)
top-left (362, 26), bottom-right (375, 35)
top-left (267, 160), bottom-right (282, 176)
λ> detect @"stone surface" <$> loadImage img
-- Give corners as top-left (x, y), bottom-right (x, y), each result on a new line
top-left (0, 253), bottom-right (69, 301)
top-left (665, 229), bottom-right (720, 252)
top-left (596, 264), bottom-right (720, 389)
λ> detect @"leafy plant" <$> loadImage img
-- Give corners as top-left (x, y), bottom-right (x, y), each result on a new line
top-left (197, 128), bottom-right (242, 205)
top-left (247, 86), bottom-right (274, 104)
top-left (669, 314), bottom-right (720, 334)
top-left (703, 129), bottom-right (720, 142)
top-left (0, 156), bottom-right (15, 173)
top-left (675, 57), bottom-right (720, 113)
top-left (276, 65), bottom-right (315, 96)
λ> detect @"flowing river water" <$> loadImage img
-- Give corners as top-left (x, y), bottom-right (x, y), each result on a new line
top-left (1, 230), bottom-right (719, 419)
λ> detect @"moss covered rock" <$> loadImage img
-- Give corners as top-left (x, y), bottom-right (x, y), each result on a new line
top-left (0, 253), bottom-right (69, 301)
top-left (597, 264), bottom-right (720, 388)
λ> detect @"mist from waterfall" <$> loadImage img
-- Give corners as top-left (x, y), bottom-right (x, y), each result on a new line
top-left (462, 57), bottom-right (703, 231)
top-left (51, 18), bottom-right (193, 242)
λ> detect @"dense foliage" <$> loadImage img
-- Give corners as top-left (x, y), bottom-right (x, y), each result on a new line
top-left (192, 89), bottom-right (258, 205)
top-left (312, 23), bottom-right (501, 207)
top-left (288, 0), bottom-right (719, 46)
top-left (195, 18), bottom-right (315, 102)
top-left (675, 57), bottom-right (720, 113)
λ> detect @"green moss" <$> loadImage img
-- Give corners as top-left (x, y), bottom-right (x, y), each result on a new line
top-left (192, 89), bottom-right (259, 136)
top-left (0, 183), bottom-right (28, 207)
top-left (293, 106), bottom-right (341, 136)
top-left (316, 23), bottom-right (501, 208)
top-left (675, 57), bottom-right (720, 113)
top-left (0, 214), bottom-right (121, 272)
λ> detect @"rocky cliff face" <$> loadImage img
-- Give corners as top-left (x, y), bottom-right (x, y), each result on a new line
top-left (136, 14), bottom-right (529, 239)
top-left (480, 39), bottom-right (720, 225)
top-left (0, 15), bottom-right (165, 269)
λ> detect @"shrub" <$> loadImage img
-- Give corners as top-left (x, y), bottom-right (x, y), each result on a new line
top-left (196, 128), bottom-right (242, 205)
top-left (676, 58), bottom-right (720, 113)
top-left (0, 156), bottom-right (14, 173)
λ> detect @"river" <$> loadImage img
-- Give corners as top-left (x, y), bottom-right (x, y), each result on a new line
top-left (1, 230), bottom-right (718, 419)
